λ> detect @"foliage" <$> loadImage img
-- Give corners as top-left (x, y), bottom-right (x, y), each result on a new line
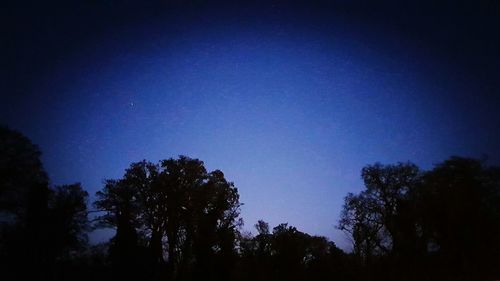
top-left (93, 156), bottom-right (242, 280)
top-left (339, 157), bottom-right (500, 280)
top-left (2, 126), bottom-right (499, 281)
top-left (0, 127), bottom-right (90, 280)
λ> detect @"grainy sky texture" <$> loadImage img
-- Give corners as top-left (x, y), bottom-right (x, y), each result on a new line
top-left (2, 0), bottom-right (500, 249)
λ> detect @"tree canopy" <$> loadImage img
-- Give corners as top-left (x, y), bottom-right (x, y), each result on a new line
top-left (339, 157), bottom-right (500, 280)
top-left (93, 156), bottom-right (242, 280)
top-left (0, 127), bottom-right (89, 281)
top-left (1, 126), bottom-right (499, 281)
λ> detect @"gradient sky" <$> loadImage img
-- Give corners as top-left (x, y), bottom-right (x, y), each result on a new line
top-left (3, 0), bottom-right (500, 250)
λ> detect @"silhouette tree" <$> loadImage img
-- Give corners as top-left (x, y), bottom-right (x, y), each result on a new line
top-left (414, 157), bottom-right (500, 280)
top-left (154, 156), bottom-right (208, 279)
top-left (339, 192), bottom-right (387, 263)
top-left (360, 162), bottom-right (421, 258)
top-left (120, 161), bottom-right (164, 267)
top-left (47, 183), bottom-right (89, 260)
top-left (156, 156), bottom-right (242, 280)
top-left (254, 220), bottom-right (272, 258)
top-left (93, 156), bottom-right (242, 281)
top-left (0, 126), bottom-right (49, 217)
top-left (271, 223), bottom-right (310, 281)
top-left (238, 220), bottom-right (349, 281)
top-left (0, 126), bottom-right (51, 280)
top-left (305, 236), bottom-right (352, 281)
top-left (339, 158), bottom-right (500, 281)
top-left (7, 126), bottom-right (499, 281)
top-left (237, 220), bottom-right (273, 281)
top-left (339, 162), bottom-right (424, 280)
top-left (191, 169), bottom-right (242, 281)
top-left (94, 179), bottom-right (142, 276)
top-left (0, 127), bottom-right (92, 281)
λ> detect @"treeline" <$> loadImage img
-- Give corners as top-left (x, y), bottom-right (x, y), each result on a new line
top-left (1, 126), bottom-right (499, 281)
top-left (338, 160), bottom-right (500, 280)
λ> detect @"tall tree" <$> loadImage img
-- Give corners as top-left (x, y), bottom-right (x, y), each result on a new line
top-left (93, 156), bottom-right (242, 280)
top-left (338, 192), bottom-right (387, 262)
top-left (156, 155), bottom-right (208, 278)
top-left (415, 157), bottom-right (500, 280)
top-left (47, 183), bottom-right (89, 260)
top-left (121, 161), bottom-right (164, 264)
top-left (339, 162), bottom-right (421, 260)
top-left (94, 179), bottom-right (141, 272)
top-left (339, 158), bottom-right (500, 280)
top-left (271, 223), bottom-right (310, 281)
top-left (1, 127), bottom-right (91, 280)
top-left (339, 162), bottom-right (422, 281)
top-left (0, 126), bottom-right (49, 218)
top-left (0, 126), bottom-right (51, 280)
top-left (360, 162), bottom-right (421, 257)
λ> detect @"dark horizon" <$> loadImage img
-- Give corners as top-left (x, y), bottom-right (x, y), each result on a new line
top-left (2, 125), bottom-right (500, 281)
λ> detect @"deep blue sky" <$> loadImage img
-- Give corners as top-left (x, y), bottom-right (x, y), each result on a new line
top-left (2, 0), bottom-right (500, 249)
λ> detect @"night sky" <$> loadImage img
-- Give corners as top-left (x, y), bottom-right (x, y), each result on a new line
top-left (3, 0), bottom-right (500, 249)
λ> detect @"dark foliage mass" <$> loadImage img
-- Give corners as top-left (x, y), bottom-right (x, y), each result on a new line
top-left (1, 126), bottom-right (499, 281)
top-left (0, 127), bottom-right (89, 280)
top-left (338, 160), bottom-right (500, 280)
